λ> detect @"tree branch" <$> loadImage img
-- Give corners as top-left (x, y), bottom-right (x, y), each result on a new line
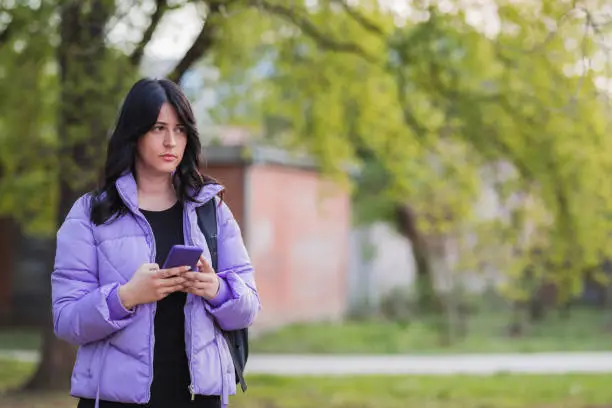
top-left (167, 1), bottom-right (224, 83)
top-left (252, 0), bottom-right (378, 63)
top-left (330, 0), bottom-right (386, 38)
top-left (129, 0), bottom-right (168, 67)
top-left (393, 52), bottom-right (427, 136)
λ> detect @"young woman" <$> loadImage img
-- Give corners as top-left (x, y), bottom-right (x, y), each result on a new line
top-left (51, 78), bottom-right (260, 408)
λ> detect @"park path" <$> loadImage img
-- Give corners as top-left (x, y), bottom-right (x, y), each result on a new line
top-left (4, 350), bottom-right (612, 375)
top-left (244, 352), bottom-right (612, 375)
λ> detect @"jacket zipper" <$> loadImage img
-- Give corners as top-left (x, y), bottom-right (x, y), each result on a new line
top-left (185, 197), bottom-right (216, 401)
top-left (184, 205), bottom-right (196, 400)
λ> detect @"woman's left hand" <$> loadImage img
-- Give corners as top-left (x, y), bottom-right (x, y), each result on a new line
top-left (183, 255), bottom-right (220, 300)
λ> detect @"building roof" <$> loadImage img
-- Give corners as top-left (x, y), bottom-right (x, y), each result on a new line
top-left (202, 144), bottom-right (319, 171)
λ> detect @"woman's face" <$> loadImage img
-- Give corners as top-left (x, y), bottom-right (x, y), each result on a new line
top-left (136, 102), bottom-right (188, 177)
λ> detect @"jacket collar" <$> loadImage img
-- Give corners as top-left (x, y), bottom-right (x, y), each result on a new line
top-left (115, 171), bottom-right (224, 213)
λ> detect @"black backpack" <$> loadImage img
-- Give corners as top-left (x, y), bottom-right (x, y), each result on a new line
top-left (196, 198), bottom-right (249, 392)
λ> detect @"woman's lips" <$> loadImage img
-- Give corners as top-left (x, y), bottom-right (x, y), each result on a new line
top-left (160, 154), bottom-right (177, 162)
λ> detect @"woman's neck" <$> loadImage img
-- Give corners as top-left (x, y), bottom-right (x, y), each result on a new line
top-left (135, 170), bottom-right (177, 211)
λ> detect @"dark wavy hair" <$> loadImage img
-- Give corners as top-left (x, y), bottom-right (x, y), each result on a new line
top-left (90, 78), bottom-right (218, 225)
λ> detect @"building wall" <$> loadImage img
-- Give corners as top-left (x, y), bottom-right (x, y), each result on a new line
top-left (246, 164), bottom-right (351, 331)
top-left (202, 165), bottom-right (246, 228)
top-left (347, 223), bottom-right (416, 312)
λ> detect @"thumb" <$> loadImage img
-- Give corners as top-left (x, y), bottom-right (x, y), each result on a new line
top-left (199, 255), bottom-right (215, 273)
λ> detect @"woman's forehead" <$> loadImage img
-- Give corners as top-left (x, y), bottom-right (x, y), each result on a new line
top-left (156, 102), bottom-right (182, 123)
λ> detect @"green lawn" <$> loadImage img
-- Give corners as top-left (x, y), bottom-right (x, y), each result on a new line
top-left (0, 330), bottom-right (41, 352)
top-left (3, 309), bottom-right (612, 355)
top-left (1, 359), bottom-right (612, 407)
top-left (0, 329), bottom-right (42, 350)
top-left (251, 309), bottom-right (612, 354)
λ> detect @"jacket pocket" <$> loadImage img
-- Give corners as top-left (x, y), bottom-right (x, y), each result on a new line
top-left (73, 342), bottom-right (99, 380)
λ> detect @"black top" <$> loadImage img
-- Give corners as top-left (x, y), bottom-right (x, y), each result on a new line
top-left (78, 201), bottom-right (219, 408)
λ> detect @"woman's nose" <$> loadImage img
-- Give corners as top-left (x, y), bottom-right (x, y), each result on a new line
top-left (164, 131), bottom-right (178, 147)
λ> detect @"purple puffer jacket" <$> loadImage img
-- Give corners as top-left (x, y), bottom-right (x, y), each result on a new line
top-left (51, 172), bottom-right (260, 407)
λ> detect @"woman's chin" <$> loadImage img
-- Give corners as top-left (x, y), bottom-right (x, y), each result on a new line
top-left (136, 159), bottom-right (180, 177)
top-left (151, 163), bottom-right (179, 176)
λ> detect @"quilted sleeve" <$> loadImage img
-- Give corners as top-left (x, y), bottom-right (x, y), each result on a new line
top-left (205, 201), bottom-right (261, 331)
top-left (51, 195), bottom-right (137, 346)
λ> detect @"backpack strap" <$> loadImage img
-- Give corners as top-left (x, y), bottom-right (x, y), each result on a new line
top-left (198, 198), bottom-right (218, 271)
top-left (196, 198), bottom-right (248, 392)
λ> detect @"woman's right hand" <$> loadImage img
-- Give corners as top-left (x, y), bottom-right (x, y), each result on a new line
top-left (118, 263), bottom-right (190, 310)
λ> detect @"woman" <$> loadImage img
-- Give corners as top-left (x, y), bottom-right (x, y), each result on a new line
top-left (51, 78), bottom-right (260, 408)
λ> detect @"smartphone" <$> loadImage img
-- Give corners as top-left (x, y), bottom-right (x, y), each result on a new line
top-left (162, 245), bottom-right (203, 271)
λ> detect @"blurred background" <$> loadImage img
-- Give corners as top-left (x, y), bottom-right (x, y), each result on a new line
top-left (3, 0), bottom-right (612, 407)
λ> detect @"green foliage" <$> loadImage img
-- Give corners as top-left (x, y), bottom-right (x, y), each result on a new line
top-left (0, 1), bottom-right (58, 234)
top-left (209, 0), bottom-right (612, 300)
top-left (2, 0), bottom-right (612, 299)
top-left (0, 1), bottom-right (140, 233)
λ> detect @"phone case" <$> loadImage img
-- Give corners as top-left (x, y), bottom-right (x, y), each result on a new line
top-left (162, 245), bottom-right (203, 271)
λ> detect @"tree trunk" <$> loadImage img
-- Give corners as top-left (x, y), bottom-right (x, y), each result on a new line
top-left (0, 217), bottom-right (17, 325)
top-left (394, 203), bottom-right (439, 313)
top-left (506, 301), bottom-right (526, 337)
top-left (528, 281), bottom-right (557, 323)
top-left (22, 0), bottom-right (114, 391)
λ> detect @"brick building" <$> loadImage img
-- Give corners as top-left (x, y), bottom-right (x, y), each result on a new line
top-left (203, 145), bottom-right (351, 331)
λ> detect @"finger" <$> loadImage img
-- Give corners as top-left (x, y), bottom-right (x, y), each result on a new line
top-left (159, 276), bottom-right (186, 287)
top-left (199, 257), bottom-right (214, 273)
top-left (196, 255), bottom-right (205, 270)
top-left (188, 280), bottom-right (217, 290)
top-left (160, 285), bottom-right (184, 296)
top-left (184, 272), bottom-right (216, 283)
top-left (157, 265), bottom-right (191, 279)
top-left (186, 286), bottom-right (204, 296)
top-left (156, 269), bottom-right (173, 279)
top-left (187, 280), bottom-right (204, 289)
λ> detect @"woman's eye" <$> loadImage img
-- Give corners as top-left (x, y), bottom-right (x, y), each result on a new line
top-left (176, 126), bottom-right (186, 134)
top-left (152, 125), bottom-right (164, 132)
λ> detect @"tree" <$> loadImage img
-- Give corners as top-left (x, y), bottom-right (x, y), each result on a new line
top-left (0, 0), bottom-right (205, 390)
top-left (207, 0), bottom-right (612, 318)
top-left (0, 0), bottom-right (409, 391)
top-left (0, 1), bottom-right (57, 234)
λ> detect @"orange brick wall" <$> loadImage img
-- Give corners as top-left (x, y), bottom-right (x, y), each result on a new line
top-left (202, 161), bottom-right (351, 332)
top-left (202, 165), bottom-right (246, 228)
top-left (246, 164), bottom-right (351, 331)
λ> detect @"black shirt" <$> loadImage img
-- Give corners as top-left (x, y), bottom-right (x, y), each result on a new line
top-left (78, 202), bottom-right (219, 408)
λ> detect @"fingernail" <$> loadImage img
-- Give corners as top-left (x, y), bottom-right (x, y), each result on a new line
top-left (185, 266), bottom-right (191, 271)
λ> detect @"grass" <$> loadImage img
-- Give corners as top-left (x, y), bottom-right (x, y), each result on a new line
top-left (251, 308), bottom-right (612, 354)
top-left (0, 330), bottom-right (41, 352)
top-left (1, 359), bottom-right (612, 407)
top-left (3, 310), bottom-right (612, 356)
